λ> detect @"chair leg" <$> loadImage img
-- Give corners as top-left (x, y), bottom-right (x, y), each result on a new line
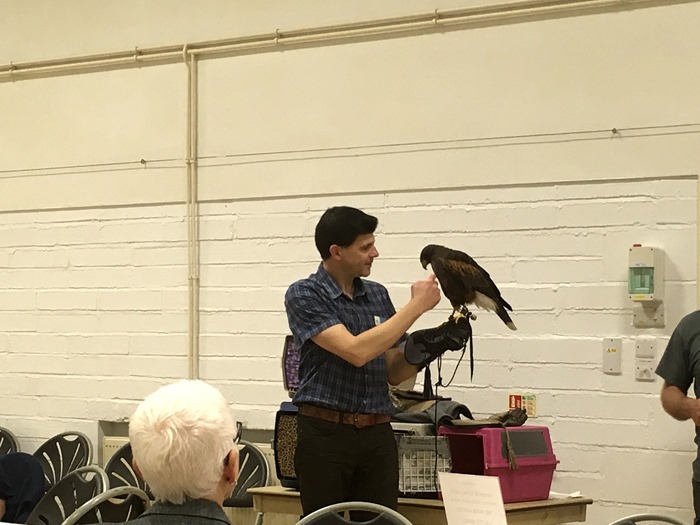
top-left (254, 511), bottom-right (263, 525)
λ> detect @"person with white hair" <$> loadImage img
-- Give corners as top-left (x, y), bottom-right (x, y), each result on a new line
top-left (112, 380), bottom-right (240, 525)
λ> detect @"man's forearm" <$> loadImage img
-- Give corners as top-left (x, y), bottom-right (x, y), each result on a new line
top-left (386, 347), bottom-right (420, 385)
top-left (313, 298), bottom-right (431, 368)
top-left (661, 383), bottom-right (699, 423)
top-left (351, 299), bottom-right (429, 361)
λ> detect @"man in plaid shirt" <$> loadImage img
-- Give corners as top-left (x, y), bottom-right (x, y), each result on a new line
top-left (285, 206), bottom-right (440, 518)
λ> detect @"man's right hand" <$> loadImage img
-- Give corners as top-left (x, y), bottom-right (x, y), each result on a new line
top-left (410, 274), bottom-right (441, 313)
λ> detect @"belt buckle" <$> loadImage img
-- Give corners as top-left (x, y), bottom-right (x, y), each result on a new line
top-left (352, 412), bottom-right (367, 429)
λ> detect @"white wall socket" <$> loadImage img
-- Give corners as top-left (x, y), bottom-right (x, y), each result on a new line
top-left (635, 339), bottom-right (657, 359)
top-left (635, 358), bottom-right (656, 382)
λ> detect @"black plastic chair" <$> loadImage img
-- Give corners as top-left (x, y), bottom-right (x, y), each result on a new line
top-left (103, 442), bottom-right (154, 500)
top-left (295, 501), bottom-right (414, 525)
top-left (223, 440), bottom-right (269, 525)
top-left (62, 485), bottom-right (151, 525)
top-left (25, 465), bottom-right (108, 525)
top-left (0, 425), bottom-right (19, 455)
top-left (33, 431), bottom-right (93, 491)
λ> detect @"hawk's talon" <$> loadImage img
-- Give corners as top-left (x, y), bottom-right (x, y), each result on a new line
top-left (449, 308), bottom-right (476, 323)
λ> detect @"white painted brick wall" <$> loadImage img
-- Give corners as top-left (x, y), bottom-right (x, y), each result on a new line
top-left (0, 178), bottom-right (696, 523)
top-left (0, 204), bottom-right (189, 455)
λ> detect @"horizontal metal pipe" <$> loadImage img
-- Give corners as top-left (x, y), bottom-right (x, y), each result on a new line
top-left (0, 0), bottom-right (685, 81)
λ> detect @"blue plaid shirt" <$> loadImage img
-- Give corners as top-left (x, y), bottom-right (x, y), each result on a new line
top-left (285, 264), bottom-right (402, 415)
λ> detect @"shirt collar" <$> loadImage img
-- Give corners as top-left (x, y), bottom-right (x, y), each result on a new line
top-left (315, 264), bottom-right (367, 300)
top-left (145, 499), bottom-right (230, 524)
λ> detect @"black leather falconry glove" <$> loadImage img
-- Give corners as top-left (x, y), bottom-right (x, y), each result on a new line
top-left (404, 316), bottom-right (472, 368)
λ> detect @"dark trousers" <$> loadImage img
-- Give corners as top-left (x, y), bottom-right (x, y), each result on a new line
top-left (294, 414), bottom-right (398, 520)
top-left (693, 479), bottom-right (700, 525)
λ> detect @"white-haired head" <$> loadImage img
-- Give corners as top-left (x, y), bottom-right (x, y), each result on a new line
top-left (129, 380), bottom-right (238, 504)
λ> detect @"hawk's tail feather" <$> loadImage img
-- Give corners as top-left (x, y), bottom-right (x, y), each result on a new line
top-left (473, 292), bottom-right (517, 331)
top-left (497, 306), bottom-right (517, 331)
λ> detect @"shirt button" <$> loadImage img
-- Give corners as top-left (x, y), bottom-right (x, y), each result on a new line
top-left (362, 399), bottom-right (366, 404)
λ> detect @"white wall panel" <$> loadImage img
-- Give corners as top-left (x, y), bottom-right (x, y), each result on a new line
top-left (197, 3), bottom-right (700, 200)
top-left (1, 65), bottom-right (186, 168)
top-left (0, 65), bottom-right (186, 210)
top-left (200, 5), bottom-right (700, 150)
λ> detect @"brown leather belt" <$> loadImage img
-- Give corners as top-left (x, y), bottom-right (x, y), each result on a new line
top-left (299, 404), bottom-right (391, 429)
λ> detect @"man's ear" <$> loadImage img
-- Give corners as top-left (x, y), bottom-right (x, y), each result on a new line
top-left (328, 244), bottom-right (342, 260)
top-left (224, 448), bottom-right (239, 483)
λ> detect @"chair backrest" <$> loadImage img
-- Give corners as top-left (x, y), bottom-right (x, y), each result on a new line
top-left (33, 432), bottom-right (93, 490)
top-left (295, 501), bottom-right (414, 525)
top-left (62, 485), bottom-right (151, 525)
top-left (25, 465), bottom-right (108, 525)
top-left (0, 426), bottom-right (20, 455)
top-left (222, 440), bottom-right (270, 508)
top-left (103, 442), bottom-right (154, 500)
top-left (608, 514), bottom-right (691, 525)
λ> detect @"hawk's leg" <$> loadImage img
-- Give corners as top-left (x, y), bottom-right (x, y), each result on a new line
top-left (457, 305), bottom-right (477, 322)
top-left (449, 307), bottom-right (477, 322)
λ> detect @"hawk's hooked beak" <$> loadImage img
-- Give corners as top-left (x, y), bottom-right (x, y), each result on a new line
top-left (420, 259), bottom-right (429, 270)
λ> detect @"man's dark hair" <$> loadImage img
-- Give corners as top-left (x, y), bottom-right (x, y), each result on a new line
top-left (315, 206), bottom-right (378, 259)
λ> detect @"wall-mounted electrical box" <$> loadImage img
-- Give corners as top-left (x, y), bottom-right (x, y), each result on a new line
top-left (602, 338), bottom-right (622, 375)
top-left (628, 245), bottom-right (664, 302)
top-left (628, 245), bottom-right (665, 328)
top-left (634, 338), bottom-right (657, 382)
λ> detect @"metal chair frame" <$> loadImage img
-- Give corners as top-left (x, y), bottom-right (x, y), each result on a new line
top-left (62, 485), bottom-right (151, 525)
top-left (33, 431), bottom-right (93, 490)
top-left (25, 465), bottom-right (108, 525)
top-left (608, 514), bottom-right (691, 525)
top-left (0, 425), bottom-right (19, 455)
top-left (296, 501), bottom-right (414, 525)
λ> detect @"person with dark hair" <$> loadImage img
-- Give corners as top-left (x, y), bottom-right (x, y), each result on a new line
top-left (0, 453), bottom-right (45, 524)
top-left (284, 205), bottom-right (467, 518)
top-left (313, 206), bottom-right (380, 260)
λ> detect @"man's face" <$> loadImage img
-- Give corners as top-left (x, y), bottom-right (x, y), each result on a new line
top-left (337, 233), bottom-right (379, 277)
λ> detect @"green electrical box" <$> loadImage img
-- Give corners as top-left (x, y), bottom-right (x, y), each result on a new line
top-left (628, 245), bottom-right (664, 302)
top-left (628, 267), bottom-right (655, 295)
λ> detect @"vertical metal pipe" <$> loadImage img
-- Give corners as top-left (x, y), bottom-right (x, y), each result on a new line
top-left (185, 47), bottom-right (201, 379)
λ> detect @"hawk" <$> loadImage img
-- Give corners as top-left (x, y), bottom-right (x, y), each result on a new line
top-left (420, 244), bottom-right (517, 330)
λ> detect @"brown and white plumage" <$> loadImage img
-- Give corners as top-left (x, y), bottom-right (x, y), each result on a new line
top-left (420, 244), bottom-right (516, 330)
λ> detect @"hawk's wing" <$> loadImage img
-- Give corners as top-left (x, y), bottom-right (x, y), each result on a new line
top-left (438, 249), bottom-right (512, 312)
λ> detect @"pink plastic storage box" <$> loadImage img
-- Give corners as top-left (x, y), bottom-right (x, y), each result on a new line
top-left (437, 425), bottom-right (558, 503)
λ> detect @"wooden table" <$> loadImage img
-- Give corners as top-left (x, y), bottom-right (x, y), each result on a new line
top-left (248, 486), bottom-right (593, 525)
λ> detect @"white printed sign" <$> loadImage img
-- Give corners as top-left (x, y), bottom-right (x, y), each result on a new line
top-left (438, 472), bottom-right (507, 525)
